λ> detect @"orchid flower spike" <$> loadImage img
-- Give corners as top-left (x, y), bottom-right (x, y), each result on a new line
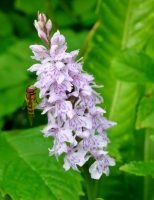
top-left (28, 12), bottom-right (117, 179)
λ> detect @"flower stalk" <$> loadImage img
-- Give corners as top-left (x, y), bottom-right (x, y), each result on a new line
top-left (83, 163), bottom-right (95, 200)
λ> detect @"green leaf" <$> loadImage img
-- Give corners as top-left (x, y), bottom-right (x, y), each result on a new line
top-left (120, 160), bottom-right (154, 177)
top-left (111, 49), bottom-right (154, 83)
top-left (136, 89), bottom-right (154, 129)
top-left (122, 0), bottom-right (154, 50)
top-left (0, 127), bottom-right (83, 200)
top-left (83, 0), bottom-right (154, 199)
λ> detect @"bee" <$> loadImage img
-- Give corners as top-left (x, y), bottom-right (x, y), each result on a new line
top-left (22, 86), bottom-right (38, 125)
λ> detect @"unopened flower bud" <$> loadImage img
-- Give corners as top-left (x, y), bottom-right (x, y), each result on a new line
top-left (34, 20), bottom-right (43, 31)
top-left (38, 12), bottom-right (46, 23)
top-left (45, 19), bottom-right (52, 33)
top-left (34, 12), bottom-right (52, 47)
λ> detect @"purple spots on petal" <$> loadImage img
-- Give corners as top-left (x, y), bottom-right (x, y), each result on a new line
top-left (96, 166), bottom-right (101, 174)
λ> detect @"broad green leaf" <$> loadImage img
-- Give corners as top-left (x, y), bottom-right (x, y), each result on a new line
top-left (83, 0), bottom-right (154, 199)
top-left (120, 160), bottom-right (154, 177)
top-left (136, 90), bottom-right (154, 129)
top-left (0, 127), bottom-right (83, 200)
top-left (111, 49), bottom-right (154, 83)
top-left (122, 0), bottom-right (154, 50)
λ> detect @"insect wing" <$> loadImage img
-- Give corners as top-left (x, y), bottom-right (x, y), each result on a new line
top-left (22, 100), bottom-right (27, 110)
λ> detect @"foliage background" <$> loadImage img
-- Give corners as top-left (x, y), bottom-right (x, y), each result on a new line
top-left (0, 0), bottom-right (154, 200)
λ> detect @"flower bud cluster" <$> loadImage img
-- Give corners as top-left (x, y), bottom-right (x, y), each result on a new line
top-left (34, 12), bottom-right (52, 46)
top-left (29, 13), bottom-right (117, 179)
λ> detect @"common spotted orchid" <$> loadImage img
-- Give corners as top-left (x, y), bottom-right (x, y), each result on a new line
top-left (28, 12), bottom-right (117, 179)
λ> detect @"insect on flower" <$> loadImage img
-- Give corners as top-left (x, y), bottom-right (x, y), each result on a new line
top-left (22, 85), bottom-right (38, 125)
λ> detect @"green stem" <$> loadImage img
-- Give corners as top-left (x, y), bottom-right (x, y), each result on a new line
top-left (79, 21), bottom-right (99, 58)
top-left (83, 163), bottom-right (95, 200)
top-left (94, 180), bottom-right (99, 198)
